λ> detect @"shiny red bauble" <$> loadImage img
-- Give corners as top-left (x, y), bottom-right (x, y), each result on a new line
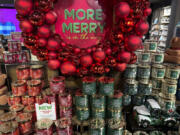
top-left (48, 59), bottom-right (60, 70)
top-left (144, 8), bottom-right (152, 16)
top-left (136, 21), bottom-right (149, 35)
top-left (60, 62), bottom-right (76, 75)
top-left (47, 38), bottom-right (60, 51)
top-left (74, 48), bottom-right (81, 54)
top-left (48, 51), bottom-right (58, 59)
top-left (115, 2), bottom-right (130, 18)
top-left (15, 0), bottom-right (33, 16)
top-left (93, 50), bottom-right (106, 62)
top-left (45, 11), bottom-right (57, 24)
top-left (126, 35), bottom-right (142, 51)
top-left (80, 55), bottom-right (93, 67)
top-left (38, 25), bottom-right (51, 38)
top-left (118, 51), bottom-right (131, 63)
top-left (105, 48), bottom-right (112, 55)
top-left (116, 63), bottom-right (127, 72)
top-left (29, 10), bottom-right (44, 26)
top-left (35, 0), bottom-right (53, 13)
top-left (20, 20), bottom-right (33, 33)
top-left (37, 38), bottom-right (47, 47)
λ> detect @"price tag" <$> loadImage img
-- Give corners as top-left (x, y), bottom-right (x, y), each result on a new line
top-left (35, 102), bottom-right (56, 120)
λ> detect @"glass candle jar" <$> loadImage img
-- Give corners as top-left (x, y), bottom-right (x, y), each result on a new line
top-left (82, 76), bottom-right (96, 95)
top-left (24, 105), bottom-right (36, 122)
top-left (22, 96), bottom-right (35, 106)
top-left (59, 94), bottom-right (72, 108)
top-left (3, 51), bottom-right (15, 64)
top-left (16, 65), bottom-right (30, 80)
top-left (16, 113), bottom-right (32, 134)
top-left (12, 80), bottom-right (27, 96)
top-left (35, 96), bottom-right (45, 104)
top-left (8, 96), bottom-right (21, 106)
top-left (36, 119), bottom-right (53, 135)
top-left (50, 76), bottom-right (65, 94)
top-left (27, 80), bottom-right (41, 96)
top-left (30, 65), bottom-right (44, 79)
top-left (107, 91), bottom-right (123, 109)
top-left (0, 121), bottom-right (20, 135)
top-left (59, 107), bottom-right (72, 118)
top-left (8, 40), bottom-right (21, 53)
top-left (10, 104), bottom-right (24, 115)
top-left (75, 90), bottom-right (89, 108)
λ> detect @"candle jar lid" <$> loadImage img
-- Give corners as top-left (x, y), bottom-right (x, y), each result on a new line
top-left (36, 119), bottom-right (53, 130)
top-left (0, 121), bottom-right (18, 134)
top-left (16, 113), bottom-right (32, 123)
top-left (24, 105), bottom-right (35, 113)
top-left (27, 80), bottom-right (41, 87)
top-left (31, 65), bottom-right (44, 70)
top-left (99, 76), bottom-right (114, 83)
top-left (10, 104), bottom-right (24, 112)
top-left (12, 80), bottom-right (26, 87)
top-left (55, 118), bottom-right (71, 129)
top-left (0, 112), bottom-right (16, 122)
top-left (82, 76), bottom-right (96, 83)
top-left (17, 65), bottom-right (30, 70)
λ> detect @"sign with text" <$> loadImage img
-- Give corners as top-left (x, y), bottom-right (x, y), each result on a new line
top-left (35, 102), bottom-right (56, 120)
top-left (54, 0), bottom-right (105, 48)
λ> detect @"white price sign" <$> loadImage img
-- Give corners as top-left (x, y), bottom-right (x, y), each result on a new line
top-left (35, 102), bottom-right (56, 120)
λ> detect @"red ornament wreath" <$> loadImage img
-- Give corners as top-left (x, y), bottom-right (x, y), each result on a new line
top-left (15, 0), bottom-right (151, 77)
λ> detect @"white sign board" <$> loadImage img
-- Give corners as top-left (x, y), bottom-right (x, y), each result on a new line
top-left (35, 102), bottom-right (56, 120)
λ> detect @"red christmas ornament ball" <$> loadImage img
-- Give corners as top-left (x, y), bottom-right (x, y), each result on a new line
top-left (37, 38), bottom-right (47, 47)
top-left (93, 50), bottom-right (106, 62)
top-left (74, 48), bottom-right (81, 54)
top-left (118, 51), bottom-right (131, 63)
top-left (80, 55), bottom-right (93, 67)
top-left (126, 35), bottom-right (142, 51)
top-left (38, 25), bottom-right (51, 38)
top-left (48, 59), bottom-right (60, 70)
top-left (136, 21), bottom-right (149, 35)
top-left (48, 51), bottom-right (57, 59)
top-left (29, 10), bottom-right (44, 26)
top-left (115, 2), bottom-right (130, 18)
top-left (105, 48), bottom-right (112, 55)
top-left (15, 0), bottom-right (33, 16)
top-left (60, 62), bottom-right (76, 75)
top-left (47, 38), bottom-right (60, 51)
top-left (20, 20), bottom-right (33, 33)
top-left (45, 11), bottom-right (57, 24)
top-left (116, 63), bottom-right (127, 72)
top-left (144, 8), bottom-right (152, 16)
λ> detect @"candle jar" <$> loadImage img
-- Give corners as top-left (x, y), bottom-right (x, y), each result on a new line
top-left (124, 64), bottom-right (137, 79)
top-left (22, 96), bottom-right (35, 105)
top-left (0, 112), bottom-right (16, 124)
top-left (59, 107), bottom-right (72, 118)
top-left (0, 121), bottom-right (20, 135)
top-left (10, 104), bottom-right (24, 115)
top-left (89, 118), bottom-right (105, 135)
top-left (55, 118), bottom-right (73, 135)
top-left (36, 119), bottom-right (53, 135)
top-left (8, 96), bottom-right (21, 106)
top-left (99, 76), bottom-right (114, 96)
top-left (24, 105), bottom-right (36, 122)
top-left (91, 95), bottom-right (106, 110)
top-left (107, 91), bottom-right (123, 109)
top-left (50, 76), bottom-right (65, 94)
top-left (16, 113), bottom-right (32, 134)
top-left (76, 107), bottom-right (90, 121)
top-left (27, 80), bottom-right (41, 96)
top-left (12, 80), bottom-right (27, 96)
top-left (35, 96), bottom-right (45, 104)
top-left (91, 108), bottom-right (105, 119)
top-left (124, 79), bottom-right (138, 96)
top-left (107, 108), bottom-right (122, 119)
top-left (16, 65), bottom-right (30, 80)
top-left (59, 94), bottom-right (72, 108)
top-left (19, 51), bottom-right (30, 63)
top-left (8, 40), bottom-right (21, 53)
top-left (75, 90), bottom-right (89, 108)
top-left (82, 76), bottom-right (96, 95)
top-left (3, 51), bottom-right (15, 64)
top-left (30, 65), bottom-right (44, 79)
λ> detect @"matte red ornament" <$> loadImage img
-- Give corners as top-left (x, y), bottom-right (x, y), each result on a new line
top-left (115, 2), bottom-right (130, 18)
top-left (20, 20), bottom-right (33, 33)
top-left (136, 21), bottom-right (149, 35)
top-left (48, 51), bottom-right (58, 59)
top-left (48, 59), bottom-right (60, 70)
top-left (126, 35), bottom-right (142, 51)
top-left (93, 50), bottom-right (106, 62)
top-left (45, 11), bottom-right (57, 24)
top-left (38, 25), bottom-right (51, 38)
top-left (37, 38), bottom-right (47, 47)
top-left (144, 8), bottom-right (152, 16)
top-left (47, 38), bottom-right (60, 51)
top-left (15, 0), bottom-right (33, 16)
top-left (60, 61), bottom-right (76, 75)
top-left (118, 51), bottom-right (131, 63)
top-left (80, 55), bottom-right (93, 67)
top-left (29, 10), bottom-right (44, 26)
top-left (116, 63), bottom-right (127, 72)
